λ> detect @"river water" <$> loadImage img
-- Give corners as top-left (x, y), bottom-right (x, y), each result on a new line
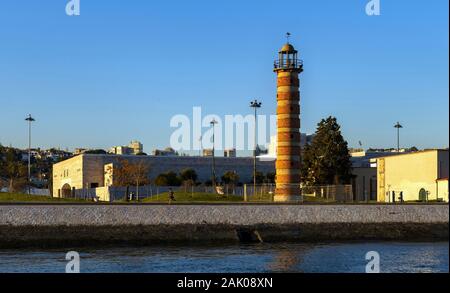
top-left (0, 242), bottom-right (448, 273)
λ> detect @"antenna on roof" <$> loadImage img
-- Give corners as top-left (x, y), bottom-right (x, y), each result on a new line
top-left (286, 32), bottom-right (291, 43)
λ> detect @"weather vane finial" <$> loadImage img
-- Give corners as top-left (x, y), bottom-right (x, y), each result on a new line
top-left (286, 32), bottom-right (291, 43)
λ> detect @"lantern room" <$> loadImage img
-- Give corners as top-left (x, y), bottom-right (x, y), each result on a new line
top-left (274, 42), bottom-right (303, 72)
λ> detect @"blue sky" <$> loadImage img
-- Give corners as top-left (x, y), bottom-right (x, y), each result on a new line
top-left (0, 0), bottom-right (448, 154)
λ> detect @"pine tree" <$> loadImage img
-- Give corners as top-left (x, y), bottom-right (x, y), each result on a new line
top-left (301, 116), bottom-right (352, 185)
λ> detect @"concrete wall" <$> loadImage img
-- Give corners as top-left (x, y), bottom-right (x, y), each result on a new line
top-left (83, 155), bottom-right (106, 189)
top-left (437, 179), bottom-right (449, 202)
top-left (352, 167), bottom-right (377, 201)
top-left (0, 204), bottom-right (447, 246)
top-left (73, 187), bottom-right (109, 202)
top-left (1, 204), bottom-right (447, 226)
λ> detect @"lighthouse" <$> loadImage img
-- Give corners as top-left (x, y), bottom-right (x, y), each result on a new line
top-left (273, 36), bottom-right (303, 202)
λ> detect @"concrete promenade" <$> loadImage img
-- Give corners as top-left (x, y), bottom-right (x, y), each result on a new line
top-left (0, 204), bottom-right (448, 247)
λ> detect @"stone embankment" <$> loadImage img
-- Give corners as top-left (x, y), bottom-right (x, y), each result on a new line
top-left (0, 204), bottom-right (447, 247)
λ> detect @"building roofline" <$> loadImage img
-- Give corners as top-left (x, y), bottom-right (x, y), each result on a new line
top-left (373, 149), bottom-right (448, 159)
top-left (78, 153), bottom-right (258, 158)
top-left (53, 153), bottom-right (265, 166)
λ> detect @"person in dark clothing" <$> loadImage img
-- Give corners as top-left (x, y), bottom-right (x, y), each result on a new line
top-left (168, 188), bottom-right (176, 204)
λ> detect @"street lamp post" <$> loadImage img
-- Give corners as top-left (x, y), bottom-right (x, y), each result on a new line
top-left (250, 99), bottom-right (262, 197)
top-left (199, 135), bottom-right (203, 157)
top-left (394, 122), bottom-right (403, 152)
top-left (25, 114), bottom-right (35, 194)
top-left (210, 119), bottom-right (218, 192)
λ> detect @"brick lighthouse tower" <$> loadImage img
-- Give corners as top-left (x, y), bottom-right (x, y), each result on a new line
top-left (273, 35), bottom-right (303, 202)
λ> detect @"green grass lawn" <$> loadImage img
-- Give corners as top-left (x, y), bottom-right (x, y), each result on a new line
top-left (0, 192), bottom-right (90, 203)
top-left (140, 191), bottom-right (346, 203)
top-left (141, 191), bottom-right (246, 203)
top-left (302, 195), bottom-right (334, 203)
top-left (0, 191), bottom-right (351, 204)
top-left (140, 192), bottom-right (339, 203)
top-left (5, 191), bottom-right (431, 204)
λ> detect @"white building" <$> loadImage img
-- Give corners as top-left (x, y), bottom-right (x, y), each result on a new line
top-left (109, 140), bottom-right (144, 155)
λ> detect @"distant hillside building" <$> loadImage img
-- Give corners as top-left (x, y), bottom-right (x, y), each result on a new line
top-left (109, 140), bottom-right (143, 155)
top-left (109, 146), bottom-right (134, 155)
top-left (74, 148), bottom-right (87, 155)
top-left (224, 148), bottom-right (236, 158)
top-left (128, 140), bottom-right (143, 154)
top-left (202, 149), bottom-right (214, 157)
top-left (152, 147), bottom-right (178, 156)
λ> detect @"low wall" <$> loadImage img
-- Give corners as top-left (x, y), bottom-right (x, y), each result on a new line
top-left (0, 204), bottom-right (448, 247)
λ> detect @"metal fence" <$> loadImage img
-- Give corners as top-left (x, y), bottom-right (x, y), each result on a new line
top-left (301, 185), bottom-right (353, 203)
top-left (65, 183), bottom-right (354, 203)
top-left (0, 186), bottom-right (50, 196)
top-left (242, 184), bottom-right (353, 202)
top-left (108, 185), bottom-right (247, 201)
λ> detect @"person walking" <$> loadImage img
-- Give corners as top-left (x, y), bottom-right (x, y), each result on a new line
top-left (168, 188), bottom-right (176, 204)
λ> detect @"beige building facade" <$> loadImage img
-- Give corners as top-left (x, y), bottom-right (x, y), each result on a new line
top-left (52, 154), bottom-right (275, 198)
top-left (373, 149), bottom-right (449, 202)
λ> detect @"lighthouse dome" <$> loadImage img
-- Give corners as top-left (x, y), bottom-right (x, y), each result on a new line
top-left (280, 43), bottom-right (296, 53)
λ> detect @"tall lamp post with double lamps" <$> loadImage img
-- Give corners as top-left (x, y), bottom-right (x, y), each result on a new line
top-left (394, 122), bottom-right (403, 153)
top-left (25, 114), bottom-right (35, 194)
top-left (250, 99), bottom-right (262, 197)
top-left (210, 119), bottom-right (218, 192)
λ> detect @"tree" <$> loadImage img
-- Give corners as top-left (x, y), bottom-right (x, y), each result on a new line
top-left (0, 144), bottom-right (6, 178)
top-left (131, 161), bottom-right (151, 187)
top-left (84, 149), bottom-right (107, 154)
top-left (154, 171), bottom-right (181, 186)
top-left (179, 168), bottom-right (197, 192)
top-left (180, 168), bottom-right (198, 183)
top-left (221, 171), bottom-right (239, 195)
top-left (1, 148), bottom-right (28, 192)
top-left (112, 159), bottom-right (150, 199)
top-left (221, 171), bottom-right (239, 185)
top-left (154, 174), bottom-right (169, 186)
top-left (300, 116), bottom-right (352, 185)
top-left (251, 171), bottom-right (265, 184)
top-left (265, 172), bottom-right (275, 184)
top-left (408, 146), bottom-right (419, 152)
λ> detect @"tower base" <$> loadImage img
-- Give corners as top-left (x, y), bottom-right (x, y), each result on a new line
top-left (273, 194), bottom-right (302, 202)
